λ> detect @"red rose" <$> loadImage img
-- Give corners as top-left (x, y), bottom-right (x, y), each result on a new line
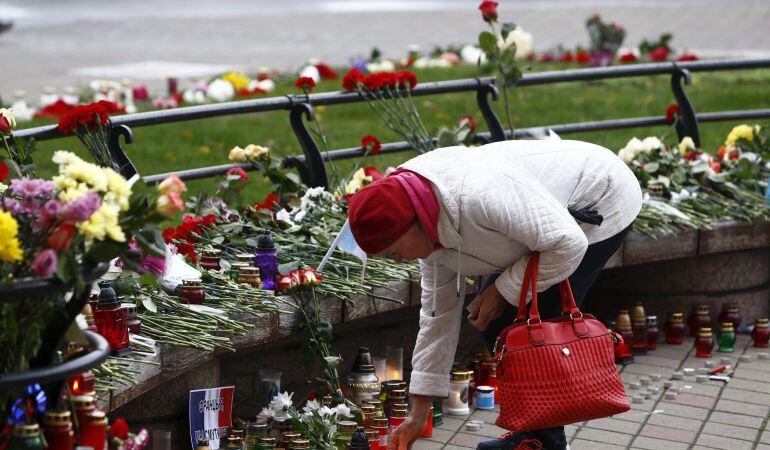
top-left (361, 135), bottom-right (382, 154)
top-left (560, 52), bottom-right (574, 63)
top-left (576, 50), bottom-right (590, 64)
top-left (47, 223), bottom-right (76, 251)
top-left (294, 76), bottom-right (317, 93)
top-left (458, 115), bottom-right (476, 134)
top-left (665, 104), bottom-right (680, 123)
top-left (649, 46), bottom-right (669, 61)
top-left (226, 167), bottom-right (249, 181)
top-left (108, 417), bottom-right (129, 440)
top-left (677, 53), bottom-right (698, 62)
top-left (315, 63), bottom-right (338, 80)
top-left (0, 113), bottom-right (12, 133)
top-left (396, 71), bottom-right (417, 90)
top-left (0, 162), bottom-right (9, 181)
top-left (255, 193), bottom-right (280, 211)
top-left (202, 214), bottom-right (217, 227)
top-left (709, 161), bottom-right (721, 173)
top-left (618, 52), bottom-right (638, 63)
top-left (364, 166), bottom-right (383, 181)
top-left (479, 1), bottom-right (498, 22)
top-left (342, 68), bottom-right (365, 91)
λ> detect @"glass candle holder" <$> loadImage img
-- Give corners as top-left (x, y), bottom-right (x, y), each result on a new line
top-left (420, 406), bottom-right (434, 438)
top-left (366, 429), bottom-right (380, 450)
top-left (229, 262), bottom-right (248, 282)
top-left (254, 233), bottom-right (278, 291)
top-left (665, 312), bottom-right (686, 345)
top-left (94, 281), bottom-right (130, 356)
top-left (72, 394), bottom-right (96, 432)
top-left (613, 310), bottom-right (634, 363)
top-left (432, 397), bottom-right (443, 427)
top-left (122, 302), bottom-right (141, 335)
top-left (718, 302), bottom-right (742, 332)
top-left (199, 248), bottom-right (222, 271)
top-left (752, 318), bottom-right (769, 348)
top-left (630, 303), bottom-right (648, 354)
top-left (372, 357), bottom-right (387, 386)
top-left (68, 370), bottom-right (95, 396)
top-left (445, 370), bottom-right (471, 416)
top-left (388, 409), bottom-right (407, 435)
top-left (695, 327), bottom-right (715, 358)
top-left (8, 424), bottom-right (44, 449)
top-left (717, 322), bottom-right (735, 353)
top-left (371, 418), bottom-right (388, 449)
top-left (688, 304), bottom-right (711, 337)
top-left (80, 411), bottom-right (107, 450)
top-left (385, 346), bottom-right (403, 381)
top-left (646, 315), bottom-right (660, 351)
top-left (179, 279), bottom-right (205, 304)
top-left (43, 410), bottom-right (74, 450)
top-left (238, 266), bottom-right (262, 289)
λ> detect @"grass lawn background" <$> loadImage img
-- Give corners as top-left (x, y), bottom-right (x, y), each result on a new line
top-left (21, 63), bottom-right (770, 204)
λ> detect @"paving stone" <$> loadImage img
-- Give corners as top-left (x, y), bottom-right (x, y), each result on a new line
top-left (665, 392), bottom-right (716, 409)
top-left (708, 410), bottom-right (764, 429)
top-left (412, 441), bottom-right (445, 450)
top-left (423, 427), bottom-right (455, 444)
top-left (639, 424), bottom-right (697, 444)
top-left (733, 367), bottom-right (770, 382)
top-left (632, 354), bottom-right (682, 368)
top-left (611, 410), bottom-right (651, 423)
top-left (761, 429), bottom-right (770, 444)
top-left (655, 401), bottom-right (710, 420)
top-left (729, 378), bottom-right (770, 394)
top-left (469, 409), bottom-right (498, 423)
top-left (720, 387), bottom-right (770, 405)
top-left (623, 363), bottom-right (676, 376)
top-left (583, 417), bottom-right (642, 435)
top-left (645, 413), bottom-right (703, 432)
top-left (630, 436), bottom-right (690, 450)
top-left (695, 433), bottom-right (754, 450)
top-left (756, 444), bottom-right (770, 450)
top-left (436, 416), bottom-right (466, 431)
top-left (569, 439), bottom-right (626, 450)
top-left (573, 428), bottom-right (633, 446)
top-left (677, 382), bottom-right (721, 397)
top-left (448, 432), bottom-right (489, 447)
top-left (702, 421), bottom-right (759, 441)
top-left (470, 423), bottom-right (508, 439)
top-left (714, 398), bottom-right (769, 417)
top-left (565, 424), bottom-right (579, 439)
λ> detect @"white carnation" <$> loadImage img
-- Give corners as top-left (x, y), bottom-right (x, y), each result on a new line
top-left (299, 65), bottom-right (320, 83)
top-left (640, 137), bottom-right (662, 153)
top-left (206, 79), bottom-right (235, 102)
top-left (276, 209), bottom-right (294, 225)
top-left (366, 60), bottom-right (396, 73)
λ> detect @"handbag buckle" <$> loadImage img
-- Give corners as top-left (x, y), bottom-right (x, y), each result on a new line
top-left (569, 312), bottom-right (583, 320)
top-left (527, 318), bottom-right (542, 326)
top-left (493, 336), bottom-right (500, 354)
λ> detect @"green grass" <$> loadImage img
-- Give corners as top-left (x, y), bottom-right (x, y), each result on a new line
top-left (23, 63), bottom-right (770, 202)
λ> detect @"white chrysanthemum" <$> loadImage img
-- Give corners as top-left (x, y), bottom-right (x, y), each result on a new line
top-left (317, 406), bottom-right (336, 418)
top-left (206, 79), bottom-right (235, 102)
top-left (276, 209), bottom-right (294, 225)
top-left (334, 404), bottom-right (351, 419)
top-left (293, 210), bottom-right (307, 222)
top-left (302, 399), bottom-right (321, 415)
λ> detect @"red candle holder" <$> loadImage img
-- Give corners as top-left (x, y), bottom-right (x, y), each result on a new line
top-left (665, 312), bottom-right (686, 345)
top-left (93, 281), bottom-right (131, 356)
top-left (688, 304), bottom-right (712, 337)
top-left (718, 302), bottom-right (742, 332)
top-left (613, 310), bottom-right (635, 364)
top-left (646, 315), bottom-right (660, 351)
top-left (42, 410), bottom-right (75, 450)
top-left (630, 303), bottom-right (648, 354)
top-left (72, 395), bottom-right (96, 432)
top-left (752, 318), bottom-right (769, 348)
top-left (67, 370), bottom-right (95, 396)
top-left (178, 279), bottom-right (206, 304)
top-left (695, 327), bottom-right (715, 358)
top-left (80, 411), bottom-right (107, 450)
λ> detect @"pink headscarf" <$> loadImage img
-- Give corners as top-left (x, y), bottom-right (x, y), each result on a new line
top-left (389, 169), bottom-right (441, 246)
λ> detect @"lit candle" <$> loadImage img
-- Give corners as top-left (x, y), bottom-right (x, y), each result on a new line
top-left (385, 346), bottom-right (403, 381)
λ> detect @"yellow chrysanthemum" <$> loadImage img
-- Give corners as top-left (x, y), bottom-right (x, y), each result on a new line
top-left (104, 168), bottom-right (131, 211)
top-left (78, 203), bottom-right (126, 243)
top-left (0, 211), bottom-right (24, 262)
top-left (221, 71), bottom-right (251, 91)
top-left (725, 124), bottom-right (760, 147)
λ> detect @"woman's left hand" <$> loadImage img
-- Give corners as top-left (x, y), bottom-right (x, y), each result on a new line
top-left (467, 283), bottom-right (507, 331)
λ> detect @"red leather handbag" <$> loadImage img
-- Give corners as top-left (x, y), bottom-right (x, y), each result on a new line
top-left (494, 252), bottom-right (629, 432)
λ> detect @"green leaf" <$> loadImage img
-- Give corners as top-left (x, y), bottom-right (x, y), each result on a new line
top-left (86, 240), bottom-right (126, 262)
top-left (134, 230), bottom-right (165, 258)
top-left (323, 356), bottom-right (342, 369)
top-left (478, 31), bottom-right (497, 57)
top-left (437, 128), bottom-right (456, 148)
top-left (500, 22), bottom-right (518, 40)
top-left (278, 261), bottom-right (299, 275)
top-left (140, 295), bottom-right (158, 313)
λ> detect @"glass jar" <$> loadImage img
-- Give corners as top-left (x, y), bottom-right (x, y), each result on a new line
top-left (366, 429), bottom-right (380, 450)
top-left (229, 262), bottom-right (249, 282)
top-left (257, 436), bottom-right (277, 449)
top-left (43, 410), bottom-right (74, 450)
top-left (80, 411), bottom-right (107, 450)
top-left (752, 318), bottom-right (770, 348)
top-left (688, 304), bottom-right (711, 337)
top-left (72, 394), bottom-right (96, 430)
top-left (200, 248), bottom-right (222, 271)
top-left (371, 417), bottom-right (388, 448)
top-left (717, 322), bottom-right (736, 353)
top-left (613, 310), bottom-right (634, 363)
top-left (388, 409), bottom-right (407, 434)
top-left (665, 312), bottom-right (686, 345)
top-left (94, 281), bottom-right (130, 356)
top-left (480, 358), bottom-right (495, 386)
top-left (179, 279), bottom-right (206, 304)
top-left (645, 315), bottom-right (660, 351)
top-left (445, 370), bottom-right (471, 416)
top-left (237, 266), bottom-right (262, 289)
top-left (67, 370), bottom-right (95, 396)
top-left (630, 303), bottom-right (648, 354)
top-left (83, 302), bottom-right (98, 332)
top-left (333, 421), bottom-right (357, 450)
top-left (254, 233), bottom-right (278, 291)
top-left (7, 424), bottom-right (44, 450)
top-left (122, 303), bottom-right (141, 335)
top-left (244, 423), bottom-right (266, 450)
top-left (289, 438), bottom-right (310, 449)
top-left (361, 404), bottom-right (375, 429)
top-left (718, 302), bottom-right (742, 332)
top-left (695, 327), bottom-right (715, 358)
top-left (364, 399), bottom-right (384, 418)
top-left (346, 427), bottom-right (369, 450)
top-left (385, 387), bottom-right (406, 419)
top-left (280, 432), bottom-right (301, 449)
top-left (236, 253), bottom-right (255, 267)
top-left (222, 436), bottom-right (243, 449)
top-left (432, 397), bottom-right (443, 427)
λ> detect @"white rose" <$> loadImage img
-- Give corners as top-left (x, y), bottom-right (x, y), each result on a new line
top-left (206, 79), bottom-right (235, 102)
top-left (497, 27), bottom-right (534, 59)
top-left (255, 79), bottom-right (276, 92)
top-left (617, 147), bottom-right (635, 164)
top-left (244, 144), bottom-right (269, 160)
top-left (460, 45), bottom-right (487, 65)
top-left (641, 137), bottom-right (662, 153)
top-left (228, 146), bottom-right (247, 163)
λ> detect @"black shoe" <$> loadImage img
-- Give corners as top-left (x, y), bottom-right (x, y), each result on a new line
top-left (477, 432), bottom-right (543, 450)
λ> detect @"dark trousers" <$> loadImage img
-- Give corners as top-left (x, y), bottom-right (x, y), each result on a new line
top-left (479, 225), bottom-right (632, 450)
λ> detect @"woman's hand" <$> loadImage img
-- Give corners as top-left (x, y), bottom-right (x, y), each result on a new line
top-left (388, 395), bottom-right (432, 450)
top-left (467, 283), bottom-right (507, 331)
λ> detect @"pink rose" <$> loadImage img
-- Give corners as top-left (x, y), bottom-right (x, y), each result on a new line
top-left (157, 174), bottom-right (187, 196)
top-left (156, 191), bottom-right (185, 217)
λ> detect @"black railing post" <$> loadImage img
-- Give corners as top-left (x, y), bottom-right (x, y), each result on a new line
top-left (107, 124), bottom-right (140, 180)
top-left (287, 97), bottom-right (328, 188)
top-left (475, 79), bottom-right (506, 142)
top-left (670, 63), bottom-right (701, 147)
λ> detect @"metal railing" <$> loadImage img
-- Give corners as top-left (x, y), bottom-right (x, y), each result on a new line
top-left (11, 59), bottom-right (770, 188)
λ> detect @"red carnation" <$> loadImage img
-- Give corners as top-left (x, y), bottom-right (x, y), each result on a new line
top-left (649, 46), bottom-right (669, 62)
top-left (0, 162), bottom-right (9, 181)
top-left (538, 53), bottom-right (555, 63)
top-left (458, 115), bottom-right (476, 134)
top-left (255, 193), bottom-right (280, 211)
top-left (47, 223), bottom-right (76, 251)
top-left (684, 149), bottom-right (702, 161)
top-left (361, 135), bottom-right (382, 155)
top-left (618, 52), bottom-right (638, 63)
top-left (665, 104), bottom-right (680, 123)
top-left (560, 52), bottom-right (574, 63)
top-left (202, 214), bottom-right (217, 227)
top-left (34, 100), bottom-right (76, 120)
top-left (363, 73), bottom-right (384, 90)
top-left (342, 68), bottom-right (365, 91)
top-left (677, 53), bottom-right (698, 62)
top-left (576, 50), bottom-right (590, 64)
top-left (479, 1), bottom-right (499, 22)
top-left (315, 63), bottom-right (338, 80)
top-left (162, 227), bottom-right (176, 243)
top-left (396, 71), bottom-right (417, 90)
top-left (108, 417), bottom-right (129, 439)
top-left (226, 167), bottom-right (249, 181)
top-left (364, 166), bottom-right (383, 181)
top-left (294, 76), bottom-right (317, 93)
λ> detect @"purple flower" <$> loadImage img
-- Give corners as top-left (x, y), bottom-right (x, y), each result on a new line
top-left (32, 249), bottom-right (58, 277)
top-left (62, 192), bottom-right (101, 222)
top-left (116, 241), bottom-right (166, 277)
top-left (40, 199), bottom-right (63, 228)
top-left (1, 197), bottom-right (21, 215)
top-left (349, 55), bottom-right (369, 73)
top-left (10, 177), bottom-right (55, 200)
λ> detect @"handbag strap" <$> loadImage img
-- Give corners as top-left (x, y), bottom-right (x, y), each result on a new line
top-left (514, 252), bottom-right (590, 342)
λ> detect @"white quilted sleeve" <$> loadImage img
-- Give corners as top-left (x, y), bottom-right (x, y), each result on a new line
top-left (479, 166), bottom-right (588, 306)
top-left (409, 259), bottom-right (464, 397)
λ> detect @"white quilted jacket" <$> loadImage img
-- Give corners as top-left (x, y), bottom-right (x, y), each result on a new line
top-left (399, 139), bottom-right (642, 397)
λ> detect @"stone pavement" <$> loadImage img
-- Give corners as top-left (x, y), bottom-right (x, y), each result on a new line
top-left (413, 334), bottom-right (770, 449)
